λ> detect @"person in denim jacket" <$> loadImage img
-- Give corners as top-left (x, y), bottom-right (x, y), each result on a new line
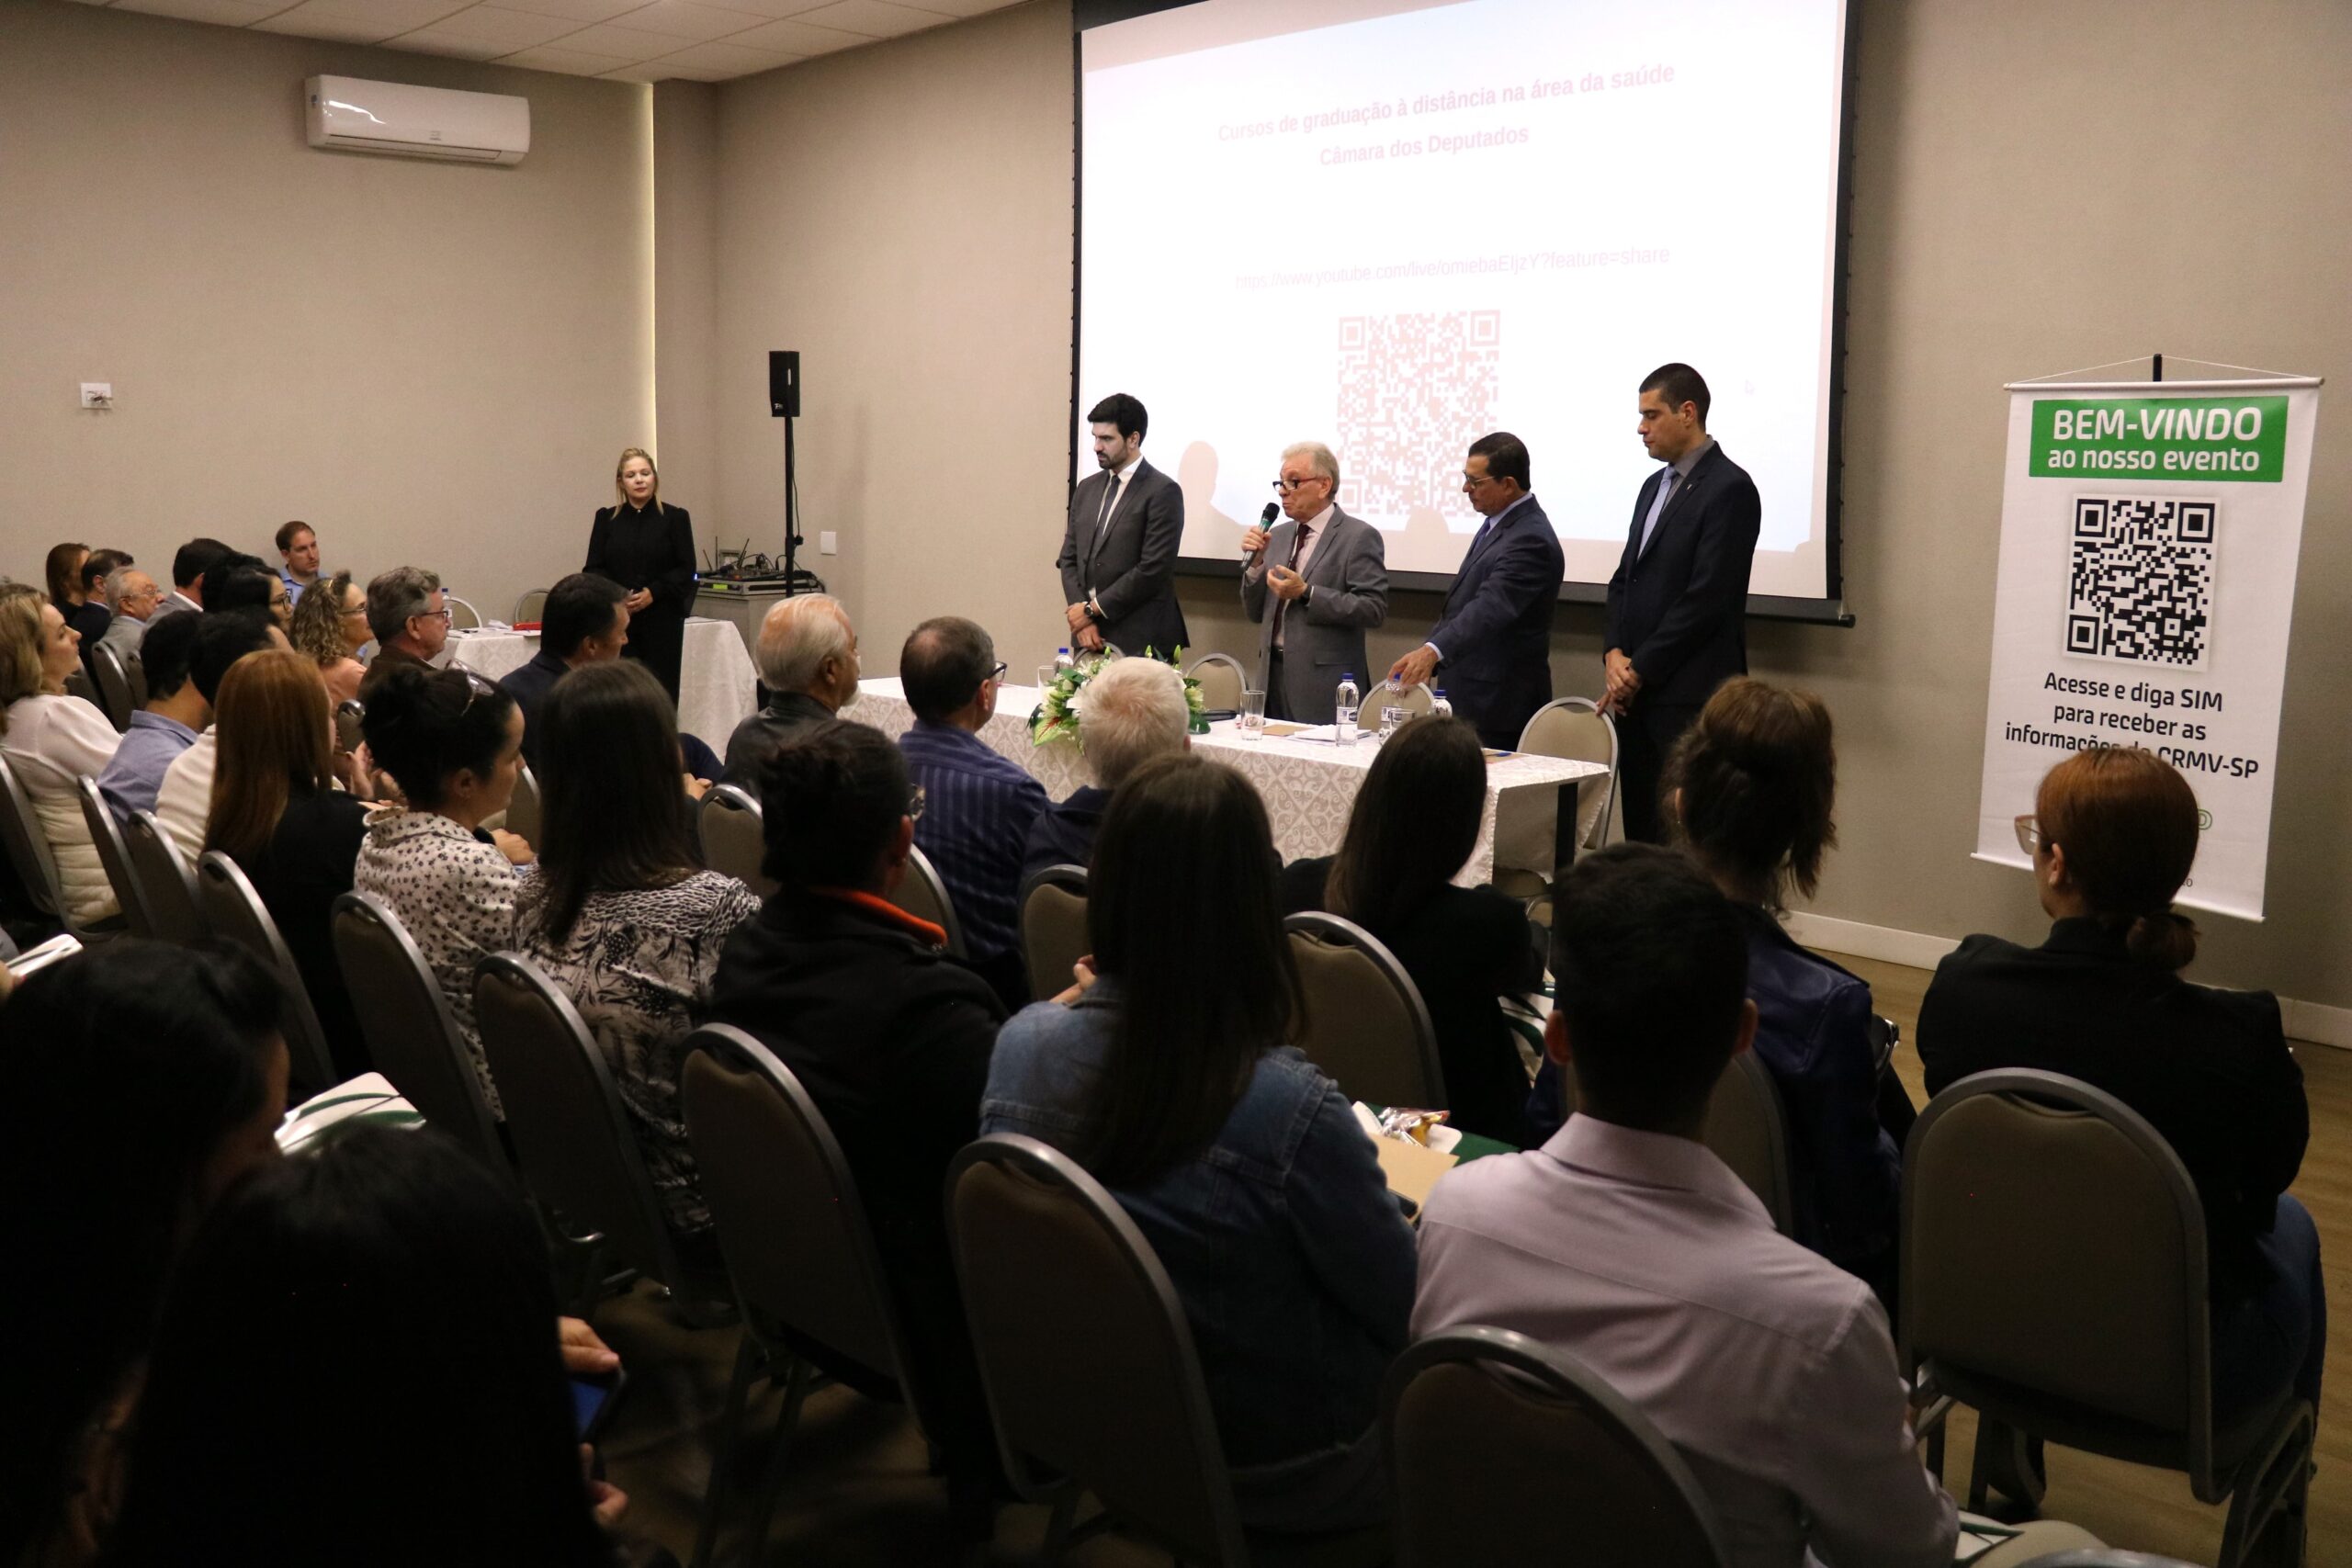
top-left (981, 753), bottom-right (1416, 1534)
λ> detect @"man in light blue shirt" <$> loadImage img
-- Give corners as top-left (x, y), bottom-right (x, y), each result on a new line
top-left (93, 613), bottom-right (207, 825)
top-left (276, 521), bottom-right (321, 605)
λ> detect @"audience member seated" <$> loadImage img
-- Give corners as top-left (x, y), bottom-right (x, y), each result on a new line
top-left (201, 551), bottom-right (289, 631)
top-left (1017, 651), bottom-right (1188, 882)
top-left (0, 582), bottom-right (121, 926)
top-left (93, 611), bottom-right (205, 826)
top-left (1413, 844), bottom-right (2099, 1568)
top-left (354, 663), bottom-right (530, 1114)
top-left (44, 541), bottom-right (90, 629)
top-left (204, 649), bottom-right (374, 1082)
top-left (153, 613), bottom-right (282, 859)
top-left (1665, 677), bottom-right (1905, 1303)
top-left (0, 941), bottom-right (288, 1568)
top-left (95, 563), bottom-right (163, 667)
top-left (106, 1126), bottom-right (626, 1568)
top-left (69, 548), bottom-right (130, 661)
top-left (1917, 745), bottom-right (2320, 1420)
top-left (897, 615), bottom-right (1047, 1010)
top-left (275, 519), bottom-right (320, 604)
top-left (501, 572), bottom-right (629, 772)
top-left (720, 592), bottom-right (858, 788)
top-left (1278, 715), bottom-right (1542, 1142)
top-left (286, 568), bottom-right (371, 709)
top-left (983, 752), bottom-right (1415, 1532)
top-left (359, 567), bottom-right (451, 693)
top-left (155, 536), bottom-right (230, 620)
top-left (520, 660), bottom-right (759, 1257)
top-left (704, 718), bottom-right (1007, 1509)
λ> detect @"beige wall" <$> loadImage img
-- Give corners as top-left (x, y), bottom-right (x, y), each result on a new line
top-left (653, 81), bottom-right (719, 513)
top-left (0, 0), bottom-right (653, 619)
top-left (703, 0), bottom-right (2352, 1010)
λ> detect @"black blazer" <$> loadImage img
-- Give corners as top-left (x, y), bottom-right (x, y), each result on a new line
top-left (586, 502), bottom-right (697, 623)
top-left (1917, 918), bottom-right (2307, 1299)
top-left (236, 788), bottom-right (373, 1083)
top-left (1603, 443), bottom-right (1760, 708)
top-left (1057, 459), bottom-right (1189, 658)
top-left (1426, 495), bottom-right (1565, 746)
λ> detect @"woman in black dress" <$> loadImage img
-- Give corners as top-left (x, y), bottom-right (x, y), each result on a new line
top-left (585, 446), bottom-right (695, 702)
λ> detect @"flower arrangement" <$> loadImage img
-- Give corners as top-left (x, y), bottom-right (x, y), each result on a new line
top-left (1030, 647), bottom-right (1207, 750)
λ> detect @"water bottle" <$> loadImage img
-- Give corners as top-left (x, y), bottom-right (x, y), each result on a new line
top-left (1431, 688), bottom-right (1453, 720)
top-left (1334, 672), bottom-right (1360, 744)
top-left (1053, 646), bottom-right (1074, 677)
top-left (1378, 678), bottom-right (1406, 738)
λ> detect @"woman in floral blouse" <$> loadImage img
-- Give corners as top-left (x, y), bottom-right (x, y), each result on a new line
top-left (518, 660), bottom-right (760, 1254)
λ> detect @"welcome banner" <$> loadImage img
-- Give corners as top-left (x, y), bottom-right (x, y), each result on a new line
top-left (1973, 372), bottom-right (2323, 919)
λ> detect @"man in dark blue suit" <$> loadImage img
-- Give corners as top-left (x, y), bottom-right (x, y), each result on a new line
top-left (1385, 432), bottom-right (1564, 750)
top-left (1604, 364), bottom-right (1761, 841)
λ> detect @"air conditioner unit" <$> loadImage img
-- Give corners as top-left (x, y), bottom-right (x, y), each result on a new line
top-left (305, 75), bottom-right (529, 165)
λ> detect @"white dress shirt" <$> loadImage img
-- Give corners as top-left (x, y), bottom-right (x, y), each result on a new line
top-left (153, 728), bottom-right (219, 861)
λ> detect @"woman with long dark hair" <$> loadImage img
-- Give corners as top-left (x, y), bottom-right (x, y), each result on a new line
top-left (1280, 715), bottom-right (1542, 1140)
top-left (520, 660), bottom-right (760, 1252)
top-left (981, 752), bottom-right (1415, 1532)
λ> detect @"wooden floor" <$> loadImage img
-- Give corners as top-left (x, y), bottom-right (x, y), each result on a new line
top-left (594, 950), bottom-right (2348, 1566)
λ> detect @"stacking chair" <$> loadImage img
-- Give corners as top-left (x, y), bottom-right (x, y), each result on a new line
top-left (680, 1026), bottom-right (934, 1568)
top-left (473, 954), bottom-right (728, 1319)
top-left (329, 892), bottom-right (506, 1178)
top-left (77, 778), bottom-right (153, 937)
top-left (126, 651), bottom-right (148, 710)
top-left (2009, 1554), bottom-right (2204, 1567)
top-left (0, 756), bottom-right (66, 936)
top-left (512, 588), bottom-right (549, 624)
top-left (1019, 863), bottom-right (1089, 1001)
top-left (445, 594), bottom-right (482, 630)
top-left (124, 809), bottom-right (205, 943)
top-left (1384, 1326), bottom-right (1730, 1568)
top-left (947, 1134), bottom-right (1387, 1567)
top-left (88, 643), bottom-right (137, 731)
top-left (1183, 652), bottom-right (1248, 712)
top-left (196, 852), bottom-right (339, 1092)
top-left (1283, 911), bottom-right (1444, 1110)
top-left (695, 784), bottom-right (775, 897)
top-left (504, 763), bottom-right (542, 848)
top-left (334, 699), bottom-right (367, 759)
top-left (1367, 680), bottom-right (1434, 729)
top-left (1551, 1050), bottom-right (1797, 1235)
top-left (1902, 1070), bottom-right (2314, 1568)
top-left (889, 843), bottom-right (966, 957)
top-left (62, 665), bottom-right (105, 716)
top-left (1516, 695), bottom-right (1618, 853)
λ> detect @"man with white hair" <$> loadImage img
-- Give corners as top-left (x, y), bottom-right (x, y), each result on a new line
top-left (1240, 440), bottom-right (1387, 723)
top-left (96, 566), bottom-right (164, 665)
top-left (722, 593), bottom-right (859, 788)
top-left (1019, 655), bottom-right (1191, 883)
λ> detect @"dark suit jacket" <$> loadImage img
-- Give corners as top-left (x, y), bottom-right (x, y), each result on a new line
top-left (1603, 443), bottom-right (1761, 707)
top-left (1057, 459), bottom-right (1188, 658)
top-left (237, 787), bottom-right (373, 1085)
top-left (720, 689), bottom-right (834, 790)
top-left (1019, 784), bottom-right (1110, 886)
top-left (1239, 507), bottom-right (1389, 724)
top-left (498, 648), bottom-right (570, 773)
top-left (1426, 495), bottom-right (1565, 746)
top-left (1917, 917), bottom-right (2307, 1300)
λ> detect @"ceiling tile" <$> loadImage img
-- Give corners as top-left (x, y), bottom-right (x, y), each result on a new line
top-left (536, 20), bottom-right (678, 57)
top-left (389, 28), bottom-right (506, 55)
top-left (783, 0), bottom-right (950, 38)
top-left (394, 5), bottom-right (584, 46)
top-left (499, 41), bottom-right (639, 71)
top-left (490, 0), bottom-right (648, 22)
top-left (891, 0), bottom-right (1014, 14)
top-left (689, 0), bottom-right (844, 19)
top-left (722, 14), bottom-right (861, 53)
top-left (597, 61), bottom-right (679, 80)
top-left (258, 0), bottom-right (476, 37)
top-left (602, 0), bottom-right (770, 39)
top-left (643, 38), bottom-right (800, 74)
top-left (253, 8), bottom-right (402, 38)
top-left (112, 0), bottom-right (281, 23)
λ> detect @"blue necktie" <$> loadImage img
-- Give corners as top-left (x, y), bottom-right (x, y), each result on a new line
top-left (1638, 468), bottom-right (1679, 555)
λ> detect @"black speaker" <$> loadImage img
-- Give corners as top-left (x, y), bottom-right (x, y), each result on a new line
top-left (768, 350), bottom-right (800, 418)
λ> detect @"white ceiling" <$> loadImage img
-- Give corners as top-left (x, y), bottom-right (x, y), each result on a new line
top-left (74, 0), bottom-right (1027, 81)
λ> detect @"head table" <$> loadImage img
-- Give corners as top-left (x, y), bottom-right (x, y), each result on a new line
top-left (443, 617), bottom-right (759, 751)
top-left (852, 677), bottom-right (1603, 888)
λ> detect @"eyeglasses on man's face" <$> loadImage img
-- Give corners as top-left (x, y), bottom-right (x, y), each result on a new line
top-left (1271, 474), bottom-right (1328, 494)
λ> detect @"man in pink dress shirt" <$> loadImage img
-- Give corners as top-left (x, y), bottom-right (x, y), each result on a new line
top-left (1412, 844), bottom-right (2098, 1568)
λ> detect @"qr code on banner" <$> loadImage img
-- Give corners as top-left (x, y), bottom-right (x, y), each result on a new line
top-left (1334, 311), bottom-right (1499, 525)
top-left (2064, 496), bottom-right (2216, 670)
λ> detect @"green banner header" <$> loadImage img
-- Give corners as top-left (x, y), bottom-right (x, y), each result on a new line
top-left (2029, 395), bottom-right (2288, 482)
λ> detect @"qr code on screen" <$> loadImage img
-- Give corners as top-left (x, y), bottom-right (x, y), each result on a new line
top-left (2064, 497), bottom-right (2216, 670)
top-left (1334, 311), bottom-right (1499, 526)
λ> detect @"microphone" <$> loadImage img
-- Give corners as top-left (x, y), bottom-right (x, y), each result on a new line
top-left (1245, 502), bottom-right (1278, 560)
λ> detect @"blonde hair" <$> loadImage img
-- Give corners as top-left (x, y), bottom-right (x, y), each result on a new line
top-left (613, 447), bottom-right (662, 514)
top-left (0, 583), bottom-right (53, 732)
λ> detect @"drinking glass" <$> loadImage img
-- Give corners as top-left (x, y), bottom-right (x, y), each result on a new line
top-left (1238, 688), bottom-right (1267, 739)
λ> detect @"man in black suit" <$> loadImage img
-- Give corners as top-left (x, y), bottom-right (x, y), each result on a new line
top-left (1386, 432), bottom-right (1565, 750)
top-left (1056, 392), bottom-right (1188, 660)
top-left (1604, 364), bottom-right (1761, 841)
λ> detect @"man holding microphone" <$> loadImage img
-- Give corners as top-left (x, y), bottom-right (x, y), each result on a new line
top-left (1241, 442), bottom-right (1387, 723)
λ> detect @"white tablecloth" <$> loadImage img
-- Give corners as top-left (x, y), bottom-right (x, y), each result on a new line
top-left (447, 618), bottom-right (758, 748)
top-left (854, 677), bottom-right (1602, 886)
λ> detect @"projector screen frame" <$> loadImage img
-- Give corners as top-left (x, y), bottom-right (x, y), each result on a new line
top-left (1068, 0), bottom-right (1860, 630)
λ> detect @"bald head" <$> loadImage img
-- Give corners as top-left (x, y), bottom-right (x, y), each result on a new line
top-left (755, 593), bottom-right (858, 712)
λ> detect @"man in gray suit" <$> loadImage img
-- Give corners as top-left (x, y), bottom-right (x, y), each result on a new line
top-left (1240, 441), bottom-right (1388, 723)
top-left (1057, 392), bottom-right (1189, 660)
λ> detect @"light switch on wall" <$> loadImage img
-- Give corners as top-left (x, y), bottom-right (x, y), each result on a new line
top-left (820, 531), bottom-right (837, 555)
top-left (80, 383), bottom-right (113, 410)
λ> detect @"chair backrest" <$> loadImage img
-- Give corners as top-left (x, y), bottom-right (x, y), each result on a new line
top-left (444, 594), bottom-right (482, 631)
top-left (125, 652), bottom-right (148, 710)
top-left (0, 755), bottom-right (63, 919)
top-left (1283, 911), bottom-right (1445, 1110)
top-left (890, 843), bottom-right (966, 958)
top-left (1019, 863), bottom-right (1089, 1001)
top-left (196, 852), bottom-right (338, 1092)
top-left (1701, 1051), bottom-right (1796, 1235)
top-left (62, 666), bottom-right (105, 717)
top-left (124, 809), bottom-right (205, 943)
top-left (334, 699), bottom-right (366, 759)
top-left (504, 763), bottom-right (541, 849)
top-left (1517, 696), bottom-right (1618, 852)
top-left (1371, 681), bottom-right (1436, 727)
top-left (473, 953), bottom-right (686, 1287)
top-left (1997, 1554), bottom-right (2202, 1567)
top-left (77, 777), bottom-right (153, 937)
top-left (681, 1028), bottom-right (917, 1399)
top-left (512, 588), bottom-right (549, 624)
top-left (947, 1134), bottom-right (1246, 1565)
top-left (1183, 651), bottom-right (1247, 711)
top-left (1902, 1069), bottom-right (2209, 1450)
top-left (87, 644), bottom-right (135, 731)
top-left (1384, 1326), bottom-right (1730, 1568)
top-left (328, 891), bottom-right (507, 1176)
top-left (696, 784), bottom-right (775, 897)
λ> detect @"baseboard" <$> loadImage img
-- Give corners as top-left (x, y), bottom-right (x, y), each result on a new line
top-left (1782, 911), bottom-right (2352, 1052)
